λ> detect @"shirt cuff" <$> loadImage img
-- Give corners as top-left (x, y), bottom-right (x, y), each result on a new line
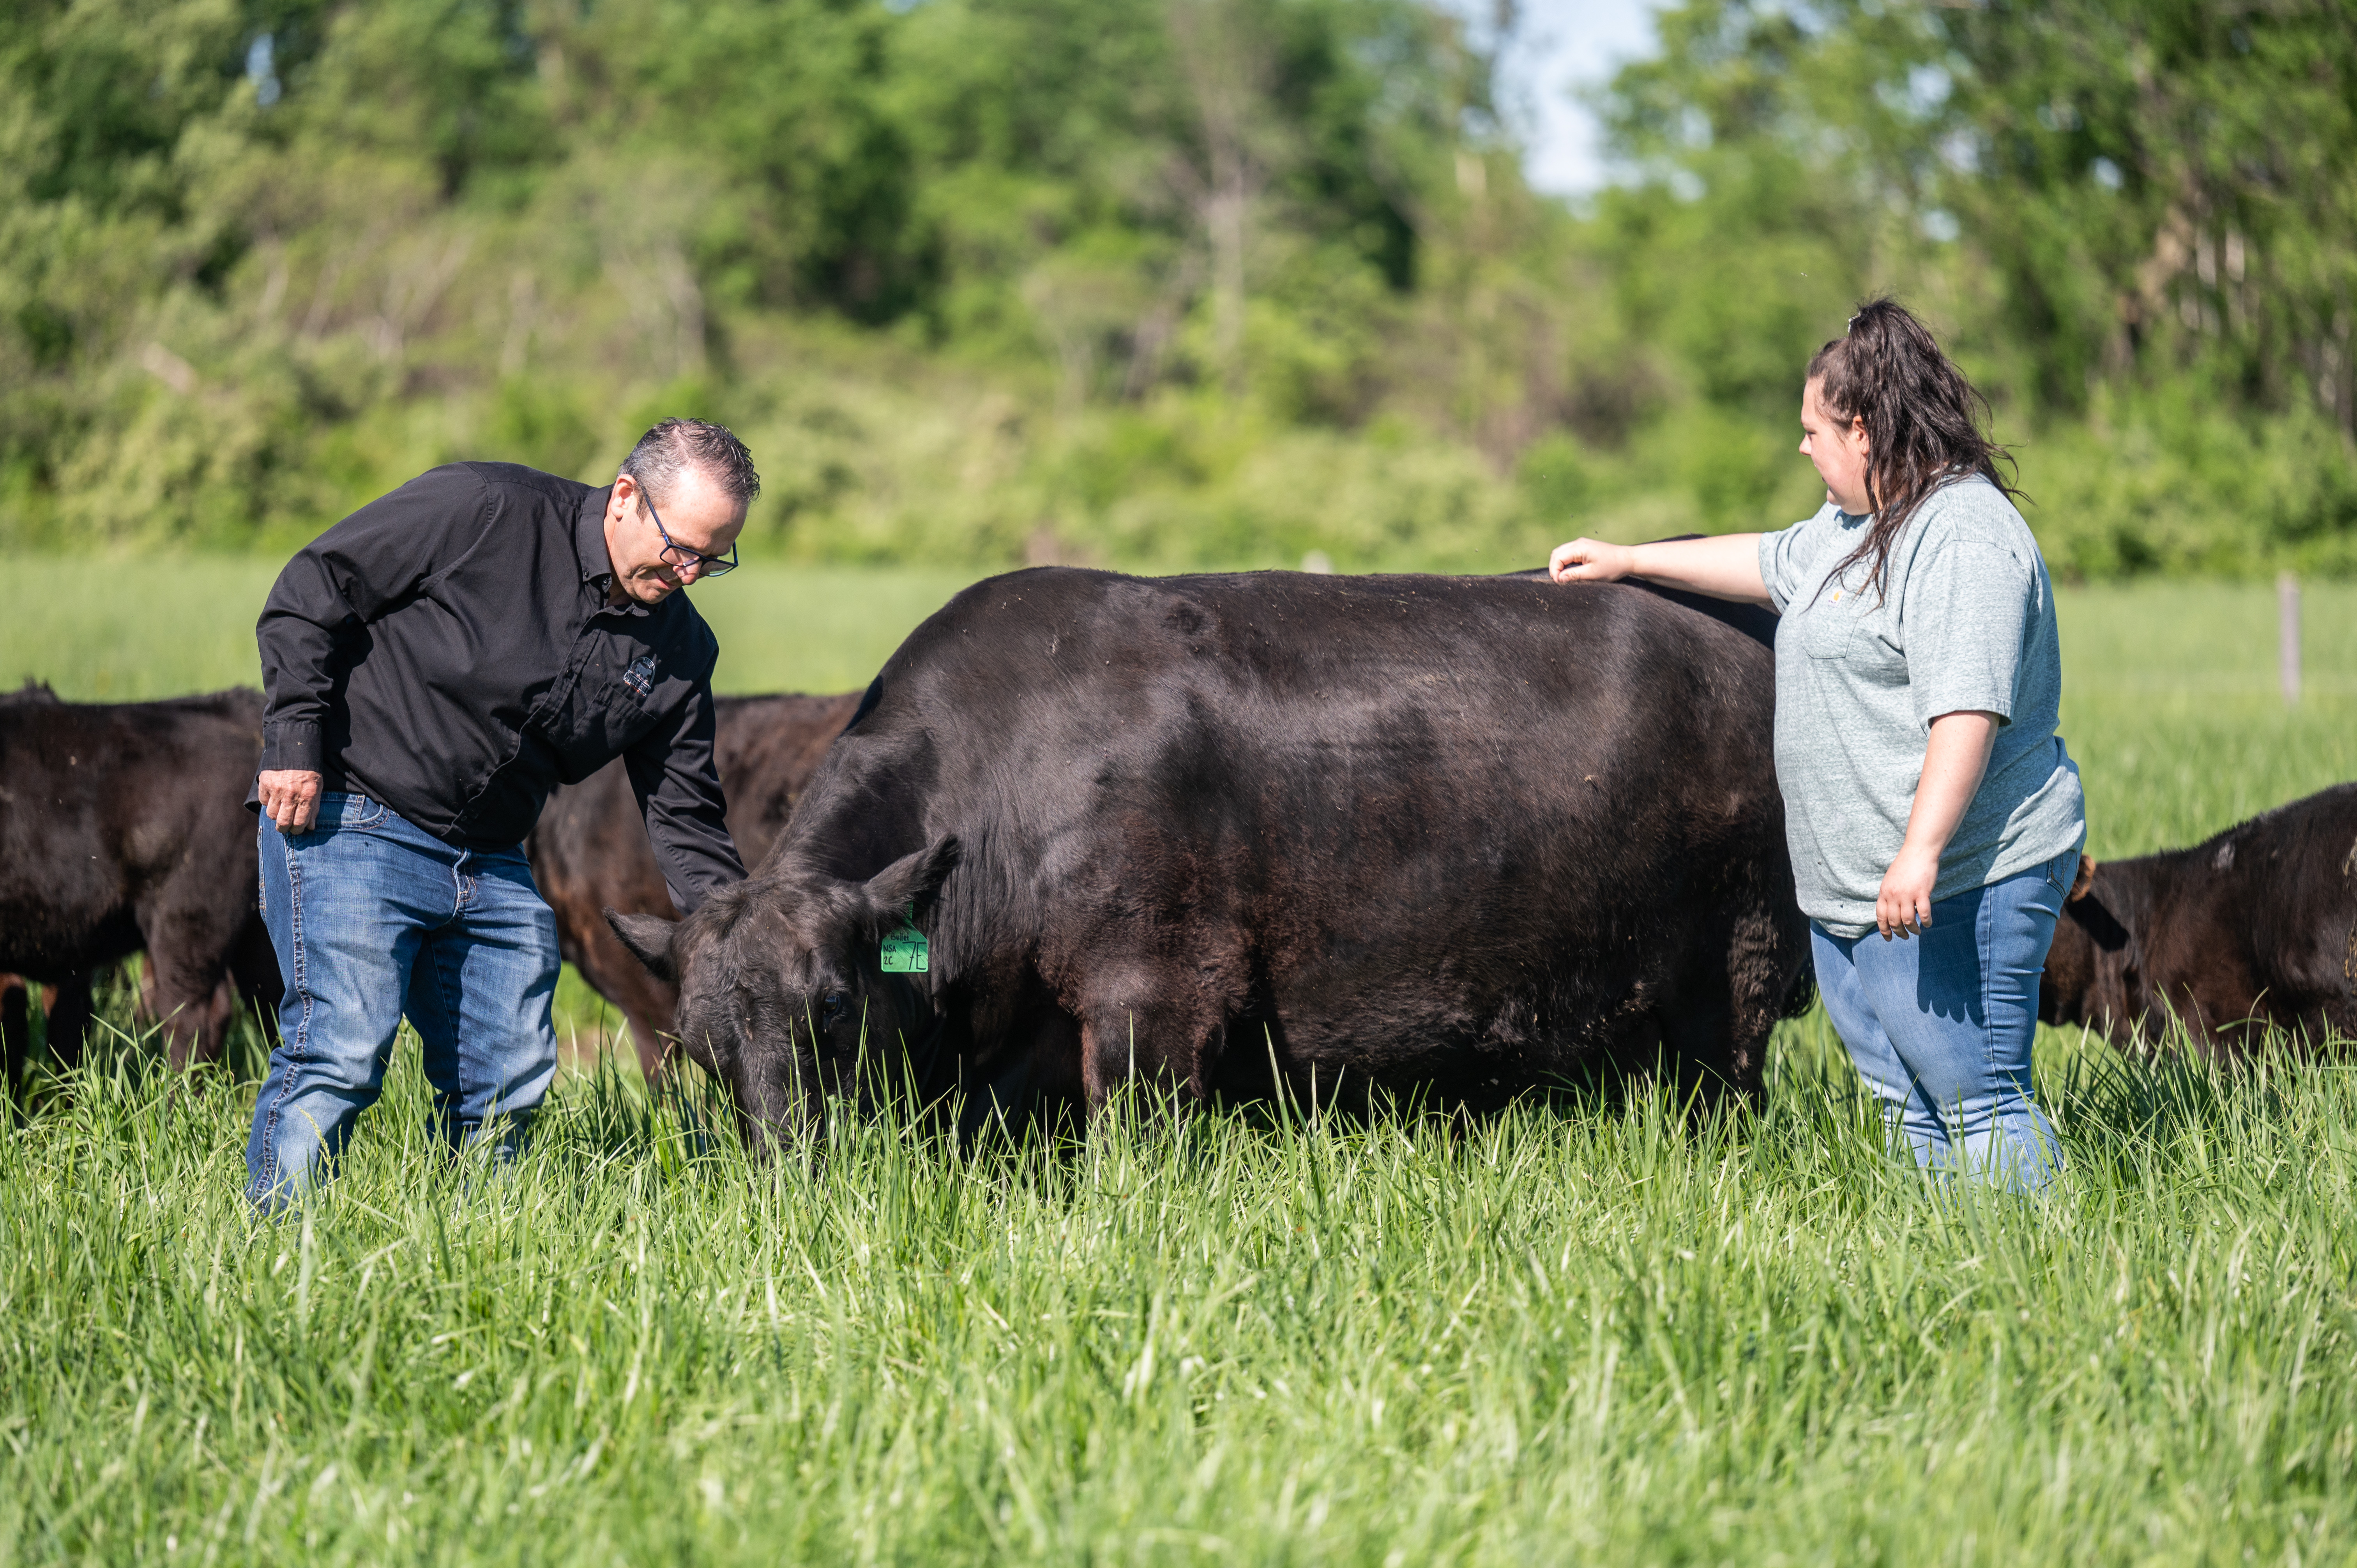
top-left (1914, 685), bottom-right (2015, 729)
top-left (260, 720), bottom-right (323, 773)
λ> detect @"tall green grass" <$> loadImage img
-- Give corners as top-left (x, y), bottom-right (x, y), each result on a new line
top-left (2, 564), bottom-right (2352, 1563)
top-left (4, 1024), bottom-right (2354, 1563)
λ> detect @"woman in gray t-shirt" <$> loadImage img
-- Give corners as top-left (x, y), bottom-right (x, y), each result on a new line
top-left (1546, 300), bottom-right (2085, 1192)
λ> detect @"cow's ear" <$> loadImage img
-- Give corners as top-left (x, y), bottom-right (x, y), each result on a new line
top-left (605, 908), bottom-right (680, 982)
top-left (2069, 855), bottom-right (2096, 903)
top-left (859, 836), bottom-right (961, 929)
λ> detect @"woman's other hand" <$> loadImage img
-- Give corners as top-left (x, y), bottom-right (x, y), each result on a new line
top-left (1548, 538), bottom-right (1636, 583)
top-left (1876, 710), bottom-right (2001, 939)
top-left (1874, 842), bottom-right (1943, 939)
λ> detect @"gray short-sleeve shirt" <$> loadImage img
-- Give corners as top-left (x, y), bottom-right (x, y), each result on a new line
top-left (1756, 475), bottom-right (2085, 936)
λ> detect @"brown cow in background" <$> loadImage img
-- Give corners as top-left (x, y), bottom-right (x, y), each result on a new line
top-left (2041, 782), bottom-right (2357, 1055)
top-left (528, 690), bottom-right (860, 1078)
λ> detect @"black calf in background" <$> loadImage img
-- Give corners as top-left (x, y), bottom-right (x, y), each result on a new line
top-left (0, 684), bottom-right (280, 1095)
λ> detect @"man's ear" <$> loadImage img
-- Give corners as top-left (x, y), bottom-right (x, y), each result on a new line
top-left (2069, 854), bottom-right (2096, 903)
top-left (605, 908), bottom-right (680, 982)
top-left (858, 837), bottom-right (961, 930)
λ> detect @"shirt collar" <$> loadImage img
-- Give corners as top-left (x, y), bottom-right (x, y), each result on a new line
top-left (576, 484), bottom-right (654, 618)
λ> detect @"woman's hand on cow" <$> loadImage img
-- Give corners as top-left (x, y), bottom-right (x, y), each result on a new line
top-left (1548, 538), bottom-right (1636, 584)
top-left (258, 768), bottom-right (323, 834)
top-left (1548, 533), bottom-right (1774, 605)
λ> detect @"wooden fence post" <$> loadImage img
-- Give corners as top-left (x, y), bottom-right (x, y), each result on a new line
top-left (2279, 571), bottom-right (2302, 706)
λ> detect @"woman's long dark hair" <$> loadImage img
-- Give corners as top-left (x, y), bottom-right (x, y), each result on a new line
top-left (1809, 298), bottom-right (2022, 599)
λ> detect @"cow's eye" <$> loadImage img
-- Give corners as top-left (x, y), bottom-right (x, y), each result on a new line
top-left (818, 992), bottom-right (851, 1030)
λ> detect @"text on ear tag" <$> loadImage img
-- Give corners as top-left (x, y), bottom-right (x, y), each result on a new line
top-left (881, 923), bottom-right (929, 974)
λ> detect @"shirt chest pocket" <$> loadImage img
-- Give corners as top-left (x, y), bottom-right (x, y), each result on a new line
top-left (1798, 590), bottom-right (1906, 680)
top-left (598, 655), bottom-right (664, 743)
top-left (1798, 593), bottom-right (1864, 660)
top-left (535, 648), bottom-right (665, 774)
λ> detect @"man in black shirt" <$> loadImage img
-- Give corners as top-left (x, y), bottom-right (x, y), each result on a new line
top-left (245, 418), bottom-right (755, 1210)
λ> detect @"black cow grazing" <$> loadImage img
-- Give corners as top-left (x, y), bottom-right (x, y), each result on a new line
top-left (528, 690), bottom-right (863, 1079)
top-left (2041, 782), bottom-right (2357, 1055)
top-left (0, 686), bottom-right (282, 1091)
top-left (606, 566), bottom-right (1808, 1153)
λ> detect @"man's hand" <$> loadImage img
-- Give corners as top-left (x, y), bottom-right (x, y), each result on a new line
top-left (1548, 538), bottom-right (1637, 583)
top-left (258, 769), bottom-right (324, 834)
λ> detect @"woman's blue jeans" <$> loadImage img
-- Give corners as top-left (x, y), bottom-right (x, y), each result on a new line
top-left (1811, 847), bottom-right (2080, 1193)
top-left (246, 793), bottom-right (560, 1211)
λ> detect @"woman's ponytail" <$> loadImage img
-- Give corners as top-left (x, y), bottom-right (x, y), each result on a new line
top-left (1809, 299), bottom-right (2022, 599)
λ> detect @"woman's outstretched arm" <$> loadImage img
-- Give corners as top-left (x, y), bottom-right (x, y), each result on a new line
top-left (1548, 533), bottom-right (1772, 606)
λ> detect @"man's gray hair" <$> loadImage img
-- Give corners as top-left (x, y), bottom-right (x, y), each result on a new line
top-left (620, 418), bottom-right (761, 510)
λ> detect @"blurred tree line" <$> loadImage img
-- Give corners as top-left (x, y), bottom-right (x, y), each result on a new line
top-left (4, 0), bottom-right (2355, 575)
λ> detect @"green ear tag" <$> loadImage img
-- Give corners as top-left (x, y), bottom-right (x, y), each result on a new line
top-left (880, 918), bottom-right (929, 974)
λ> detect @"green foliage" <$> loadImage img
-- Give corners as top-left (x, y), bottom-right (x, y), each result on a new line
top-left (2, 0), bottom-right (2354, 573)
top-left (1576, 0), bottom-right (2357, 572)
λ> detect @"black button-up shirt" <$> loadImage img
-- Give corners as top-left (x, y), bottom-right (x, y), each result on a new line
top-left (254, 461), bottom-right (745, 911)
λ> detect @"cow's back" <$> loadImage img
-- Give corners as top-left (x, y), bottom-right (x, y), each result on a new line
top-left (2175, 783), bottom-right (2357, 1047)
top-left (0, 689), bottom-right (263, 971)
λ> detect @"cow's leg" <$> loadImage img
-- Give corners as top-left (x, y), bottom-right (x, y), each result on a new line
top-left (143, 955), bottom-right (239, 1072)
top-left (187, 977), bottom-right (240, 1068)
top-left (43, 972), bottom-right (93, 1077)
top-left (229, 916), bottom-right (285, 1054)
top-left (624, 1010), bottom-right (673, 1082)
top-left (2, 977), bottom-right (27, 1105)
top-left (1004, 1008), bottom-right (1087, 1139)
top-left (1066, 922), bottom-right (1251, 1118)
top-left (1656, 999), bottom-right (1741, 1111)
top-left (1658, 901), bottom-right (1806, 1114)
top-left (134, 900), bottom-right (248, 1071)
top-left (1074, 984), bottom-right (1221, 1116)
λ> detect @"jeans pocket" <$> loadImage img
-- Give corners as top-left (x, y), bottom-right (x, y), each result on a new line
top-left (304, 791), bottom-right (390, 835)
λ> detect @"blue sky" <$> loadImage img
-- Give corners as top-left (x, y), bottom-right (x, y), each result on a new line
top-left (1463, 0), bottom-right (1667, 195)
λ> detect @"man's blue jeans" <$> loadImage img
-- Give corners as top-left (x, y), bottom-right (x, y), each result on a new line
top-left (1811, 846), bottom-right (2081, 1193)
top-left (247, 793), bottom-right (560, 1210)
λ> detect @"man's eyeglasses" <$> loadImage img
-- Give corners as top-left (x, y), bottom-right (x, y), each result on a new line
top-left (639, 489), bottom-right (739, 577)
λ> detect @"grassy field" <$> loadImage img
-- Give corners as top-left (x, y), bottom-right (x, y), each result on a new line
top-left (3, 560), bottom-right (2355, 1564)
